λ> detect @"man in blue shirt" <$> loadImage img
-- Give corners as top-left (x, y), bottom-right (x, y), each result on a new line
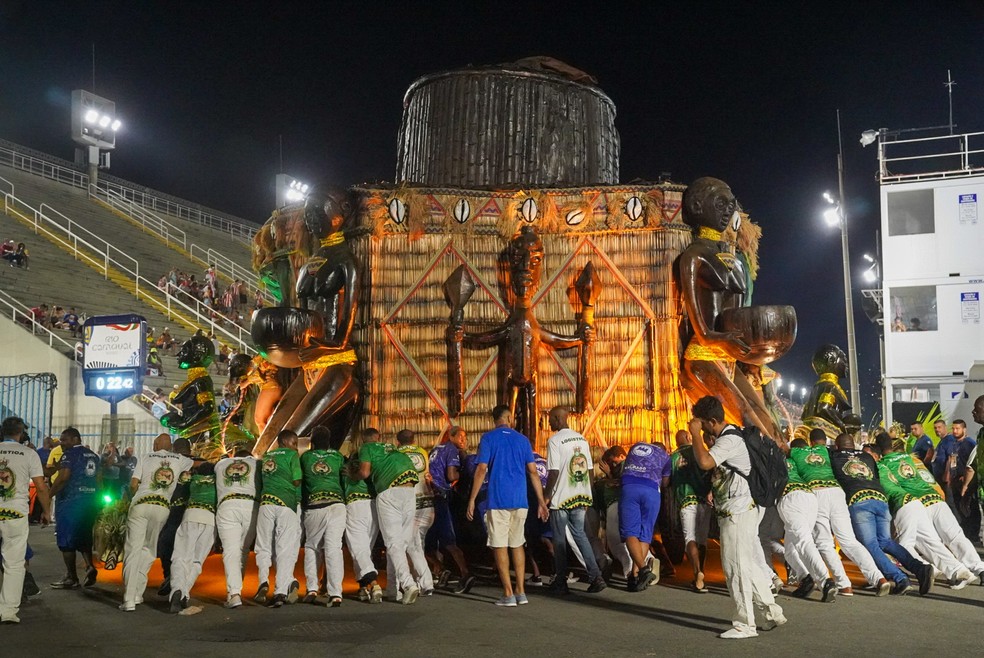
top-left (908, 421), bottom-right (934, 469)
top-left (931, 419), bottom-right (955, 483)
top-left (48, 427), bottom-right (101, 589)
top-left (426, 426), bottom-right (474, 593)
top-left (467, 405), bottom-right (548, 607)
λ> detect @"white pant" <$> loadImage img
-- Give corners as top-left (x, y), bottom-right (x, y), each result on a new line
top-left (680, 503), bottom-right (711, 547)
top-left (606, 502), bottom-right (634, 578)
top-left (894, 500), bottom-right (964, 579)
top-left (122, 503), bottom-right (171, 606)
top-left (254, 504), bottom-right (301, 596)
top-left (345, 499), bottom-right (379, 581)
top-left (0, 517), bottom-right (29, 619)
top-left (814, 486), bottom-right (883, 587)
top-left (778, 490), bottom-right (829, 584)
top-left (170, 520), bottom-right (216, 597)
top-left (926, 502), bottom-right (984, 575)
top-left (303, 504), bottom-right (347, 597)
top-left (216, 500), bottom-right (258, 596)
top-left (376, 486), bottom-right (417, 592)
top-left (758, 505), bottom-right (785, 564)
top-left (387, 505), bottom-right (436, 597)
top-left (719, 508), bottom-right (784, 632)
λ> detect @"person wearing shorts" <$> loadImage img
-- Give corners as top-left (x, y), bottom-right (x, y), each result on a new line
top-left (467, 405), bottom-right (548, 607)
top-left (671, 428), bottom-right (712, 592)
top-left (619, 440), bottom-right (671, 591)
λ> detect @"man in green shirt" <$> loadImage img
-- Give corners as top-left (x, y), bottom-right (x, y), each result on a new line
top-left (168, 462), bottom-right (218, 613)
top-left (351, 437), bottom-right (420, 605)
top-left (300, 426), bottom-right (346, 606)
top-left (392, 429), bottom-right (435, 598)
top-left (343, 428), bottom-right (382, 603)
top-left (671, 429), bottom-right (712, 592)
top-left (254, 429), bottom-right (302, 607)
top-left (789, 430), bottom-right (887, 595)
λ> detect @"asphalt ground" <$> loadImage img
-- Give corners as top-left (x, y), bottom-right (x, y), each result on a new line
top-left (3, 525), bottom-right (982, 657)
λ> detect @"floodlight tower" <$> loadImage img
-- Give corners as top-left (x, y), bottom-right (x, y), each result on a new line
top-left (71, 89), bottom-right (121, 188)
top-left (275, 173), bottom-right (310, 208)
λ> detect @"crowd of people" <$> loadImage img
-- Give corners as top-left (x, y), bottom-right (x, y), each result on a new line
top-left (21, 304), bottom-right (83, 337)
top-left (156, 266), bottom-right (262, 329)
top-left (1, 396), bottom-right (981, 637)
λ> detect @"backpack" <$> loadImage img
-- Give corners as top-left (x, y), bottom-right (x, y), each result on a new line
top-left (721, 426), bottom-right (788, 508)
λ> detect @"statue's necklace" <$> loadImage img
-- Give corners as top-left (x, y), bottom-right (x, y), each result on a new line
top-left (697, 226), bottom-right (736, 267)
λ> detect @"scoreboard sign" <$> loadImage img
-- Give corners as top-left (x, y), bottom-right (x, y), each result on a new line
top-left (81, 314), bottom-right (147, 401)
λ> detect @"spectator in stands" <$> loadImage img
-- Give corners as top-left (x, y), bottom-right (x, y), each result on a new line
top-left (58, 308), bottom-right (81, 338)
top-left (205, 264), bottom-right (217, 290)
top-left (48, 306), bottom-right (63, 328)
top-left (5, 242), bottom-right (29, 269)
top-left (254, 290), bottom-right (265, 311)
top-left (235, 280), bottom-right (247, 309)
top-left (0, 239), bottom-right (13, 259)
top-left (147, 347), bottom-right (164, 377)
top-left (151, 389), bottom-right (168, 420)
top-left (156, 328), bottom-right (176, 355)
top-left (29, 304), bottom-right (48, 327)
top-left (157, 275), bottom-right (168, 292)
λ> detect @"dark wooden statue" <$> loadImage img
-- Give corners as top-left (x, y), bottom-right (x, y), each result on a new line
top-left (250, 186), bottom-right (361, 455)
top-left (161, 336), bottom-right (219, 440)
top-left (446, 226), bottom-right (594, 443)
top-left (677, 177), bottom-right (794, 441)
top-left (801, 344), bottom-right (861, 439)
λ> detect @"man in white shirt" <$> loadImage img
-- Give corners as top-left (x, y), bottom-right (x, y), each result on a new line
top-left (121, 433), bottom-right (193, 611)
top-left (214, 447), bottom-right (259, 609)
top-left (689, 396), bottom-right (785, 640)
top-left (0, 417), bottom-right (52, 624)
top-left (544, 406), bottom-right (605, 594)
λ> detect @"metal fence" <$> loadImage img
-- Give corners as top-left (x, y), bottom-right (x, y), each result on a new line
top-left (0, 373), bottom-right (56, 445)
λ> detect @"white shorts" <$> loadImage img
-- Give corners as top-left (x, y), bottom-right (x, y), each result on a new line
top-left (679, 503), bottom-right (711, 546)
top-left (486, 508), bottom-right (528, 548)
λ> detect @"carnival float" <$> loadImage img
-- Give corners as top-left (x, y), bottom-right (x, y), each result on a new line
top-left (227, 57), bottom-right (799, 454)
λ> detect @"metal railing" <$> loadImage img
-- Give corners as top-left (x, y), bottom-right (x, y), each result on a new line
top-left (187, 244), bottom-right (273, 303)
top-left (0, 139), bottom-right (257, 244)
top-left (0, 175), bottom-right (13, 196)
top-left (2, 192), bottom-right (255, 353)
top-left (91, 184), bottom-right (188, 250)
top-left (0, 288), bottom-right (81, 360)
top-left (878, 130), bottom-right (984, 183)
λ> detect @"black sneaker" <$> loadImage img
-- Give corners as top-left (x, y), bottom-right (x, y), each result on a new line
top-left (586, 577), bottom-right (607, 593)
top-left (547, 577), bottom-right (571, 595)
top-left (891, 579), bottom-right (912, 596)
top-left (169, 589), bottom-right (185, 614)
top-left (253, 581), bottom-right (269, 604)
top-left (437, 570), bottom-right (452, 588)
top-left (792, 574), bottom-right (816, 599)
top-left (821, 578), bottom-right (838, 603)
top-left (22, 572), bottom-right (41, 598)
top-left (286, 580), bottom-right (300, 604)
top-left (83, 567), bottom-right (98, 588)
top-left (917, 564), bottom-right (936, 596)
top-left (626, 574), bottom-right (638, 592)
top-left (454, 574), bottom-right (476, 594)
top-left (270, 594), bottom-right (287, 608)
top-left (157, 579), bottom-right (171, 597)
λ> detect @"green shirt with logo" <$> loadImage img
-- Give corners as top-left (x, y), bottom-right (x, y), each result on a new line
top-left (300, 448), bottom-right (345, 508)
top-left (343, 456), bottom-right (373, 503)
top-left (260, 447), bottom-right (302, 509)
top-left (789, 445), bottom-right (839, 489)
top-left (783, 457), bottom-right (812, 495)
top-left (877, 451), bottom-right (942, 513)
top-left (670, 446), bottom-right (710, 508)
top-left (187, 474), bottom-right (217, 513)
top-left (358, 442), bottom-right (419, 494)
top-left (398, 444), bottom-right (435, 509)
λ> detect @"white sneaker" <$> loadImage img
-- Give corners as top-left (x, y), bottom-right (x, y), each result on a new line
top-left (357, 587), bottom-right (370, 602)
top-left (224, 594), bottom-right (243, 609)
top-left (118, 602), bottom-right (135, 612)
top-left (951, 570), bottom-right (975, 591)
top-left (719, 626), bottom-right (758, 639)
top-left (402, 586), bottom-right (420, 605)
top-left (0, 613), bottom-right (20, 624)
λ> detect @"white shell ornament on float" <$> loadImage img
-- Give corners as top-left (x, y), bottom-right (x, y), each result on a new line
top-left (565, 208), bottom-right (586, 226)
top-left (453, 198), bottom-right (471, 224)
top-left (388, 197), bottom-right (407, 224)
top-left (731, 210), bottom-right (742, 232)
top-left (626, 196), bottom-right (643, 221)
top-left (521, 197), bottom-right (538, 223)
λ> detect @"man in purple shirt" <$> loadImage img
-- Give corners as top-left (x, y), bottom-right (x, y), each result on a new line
top-left (426, 426), bottom-right (474, 593)
top-left (619, 440), bottom-right (671, 591)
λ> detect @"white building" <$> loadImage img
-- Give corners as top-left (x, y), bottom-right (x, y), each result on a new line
top-left (876, 130), bottom-right (984, 426)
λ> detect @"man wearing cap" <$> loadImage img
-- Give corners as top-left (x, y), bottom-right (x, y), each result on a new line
top-left (48, 427), bottom-right (101, 590)
top-left (0, 417), bottom-right (52, 623)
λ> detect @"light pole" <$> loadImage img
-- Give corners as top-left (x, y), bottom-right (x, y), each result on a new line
top-left (822, 109), bottom-right (861, 414)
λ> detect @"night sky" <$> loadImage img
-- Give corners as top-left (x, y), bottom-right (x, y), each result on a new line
top-left (2, 1), bottom-right (983, 421)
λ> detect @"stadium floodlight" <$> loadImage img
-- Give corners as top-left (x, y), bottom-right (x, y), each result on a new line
top-left (111, 119), bottom-right (122, 131)
top-left (98, 115), bottom-right (111, 128)
top-left (823, 207), bottom-right (841, 227)
top-left (859, 129), bottom-right (880, 147)
top-left (84, 109), bottom-right (99, 124)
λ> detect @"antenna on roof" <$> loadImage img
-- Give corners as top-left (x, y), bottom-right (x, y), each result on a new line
top-left (944, 69), bottom-right (956, 135)
top-left (92, 43), bottom-right (96, 92)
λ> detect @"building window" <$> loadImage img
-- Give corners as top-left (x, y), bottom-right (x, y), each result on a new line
top-left (887, 189), bottom-right (935, 236)
top-left (889, 285), bottom-right (937, 331)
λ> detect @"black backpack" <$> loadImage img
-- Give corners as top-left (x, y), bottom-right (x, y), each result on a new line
top-left (721, 426), bottom-right (788, 508)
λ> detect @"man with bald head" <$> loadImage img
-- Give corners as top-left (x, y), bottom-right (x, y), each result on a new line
top-left (121, 433), bottom-right (192, 611)
top-left (961, 395), bottom-right (984, 555)
top-left (544, 406), bottom-right (605, 594)
top-left (427, 425), bottom-right (473, 592)
top-left (254, 429), bottom-right (302, 607)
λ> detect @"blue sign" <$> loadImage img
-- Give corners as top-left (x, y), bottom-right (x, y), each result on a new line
top-left (81, 314), bottom-right (147, 402)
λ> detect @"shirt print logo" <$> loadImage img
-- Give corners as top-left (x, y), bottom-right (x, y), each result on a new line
top-left (843, 456), bottom-right (871, 479)
top-left (312, 459), bottom-right (332, 475)
top-left (898, 461), bottom-right (916, 479)
top-left (0, 459), bottom-right (14, 500)
top-left (407, 452), bottom-right (426, 473)
top-left (224, 460), bottom-right (251, 486)
top-left (151, 462), bottom-right (175, 490)
top-left (806, 451), bottom-right (826, 466)
top-left (262, 459), bottom-right (277, 474)
top-left (568, 448), bottom-right (589, 485)
top-left (631, 444), bottom-right (653, 457)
